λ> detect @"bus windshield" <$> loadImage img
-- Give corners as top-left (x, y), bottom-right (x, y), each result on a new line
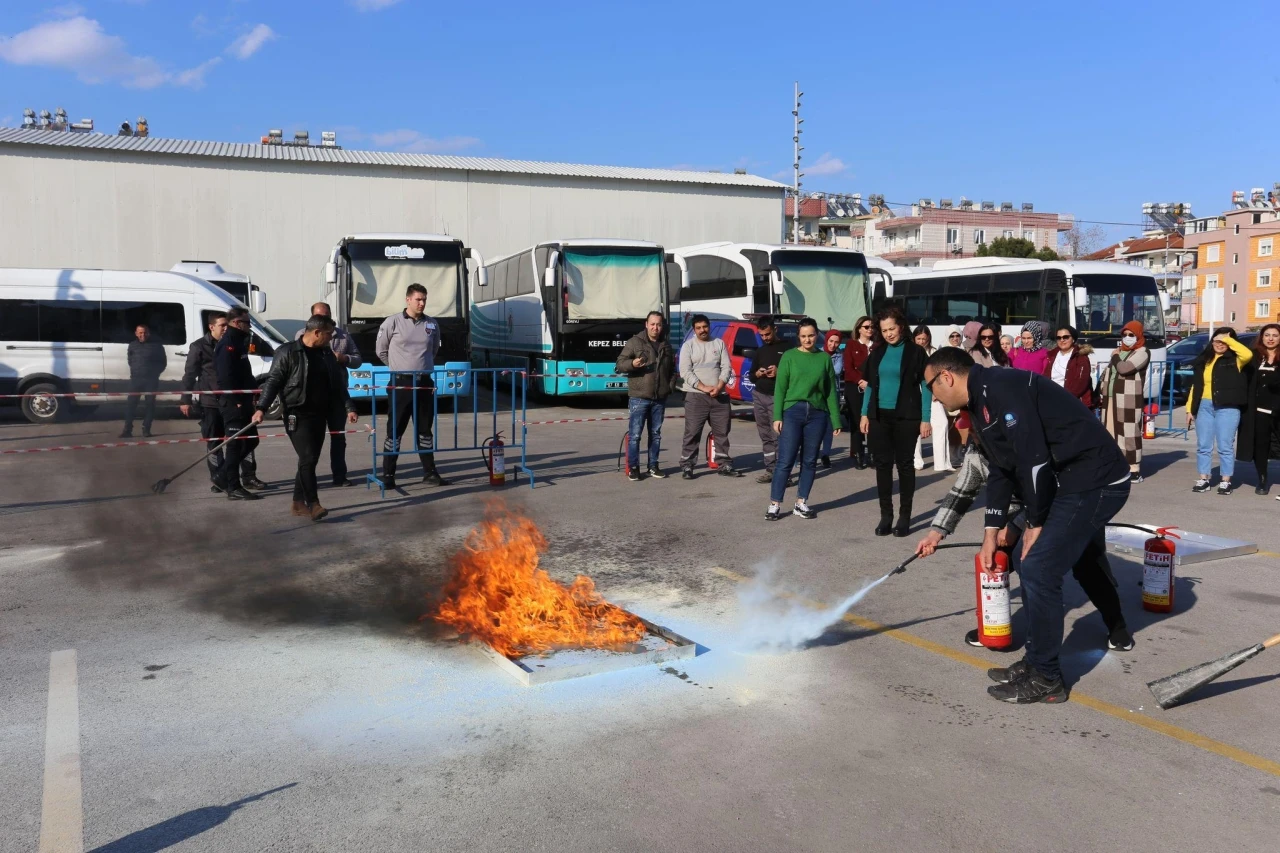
top-left (345, 241), bottom-right (463, 320)
top-left (773, 250), bottom-right (869, 331)
top-left (563, 249), bottom-right (663, 321)
top-left (1075, 274), bottom-right (1164, 342)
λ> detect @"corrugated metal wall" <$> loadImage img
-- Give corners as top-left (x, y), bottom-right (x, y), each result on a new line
top-left (0, 148), bottom-right (782, 328)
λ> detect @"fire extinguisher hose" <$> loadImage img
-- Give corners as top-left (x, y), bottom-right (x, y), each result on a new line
top-left (890, 541), bottom-right (983, 575)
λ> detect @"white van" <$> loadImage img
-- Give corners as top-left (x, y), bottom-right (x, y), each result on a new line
top-left (0, 268), bottom-right (286, 424)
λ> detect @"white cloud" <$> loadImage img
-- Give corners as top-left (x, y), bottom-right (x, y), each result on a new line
top-left (50, 3), bottom-right (86, 16)
top-left (350, 0), bottom-right (404, 10)
top-left (0, 16), bottom-right (215, 88)
top-left (367, 129), bottom-right (481, 154)
top-left (174, 57), bottom-right (221, 88)
top-left (227, 23), bottom-right (275, 60)
top-left (805, 152), bottom-right (848, 176)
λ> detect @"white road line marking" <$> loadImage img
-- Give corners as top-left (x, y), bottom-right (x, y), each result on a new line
top-left (39, 649), bottom-right (82, 853)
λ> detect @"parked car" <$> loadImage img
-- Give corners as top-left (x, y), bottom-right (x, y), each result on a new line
top-left (1161, 331), bottom-right (1256, 405)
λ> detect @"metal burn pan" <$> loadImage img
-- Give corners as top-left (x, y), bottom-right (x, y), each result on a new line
top-left (1105, 525), bottom-right (1258, 566)
top-left (473, 617), bottom-right (697, 686)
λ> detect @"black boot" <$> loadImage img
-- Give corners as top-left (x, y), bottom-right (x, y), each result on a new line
top-left (894, 503), bottom-right (913, 537)
top-left (875, 494), bottom-right (894, 536)
top-left (420, 454), bottom-right (451, 486)
top-left (382, 461), bottom-right (398, 490)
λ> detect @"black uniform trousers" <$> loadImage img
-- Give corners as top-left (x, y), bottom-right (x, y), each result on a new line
top-left (286, 410), bottom-right (328, 505)
top-left (325, 406), bottom-right (349, 483)
top-left (200, 405), bottom-right (258, 482)
top-left (123, 378), bottom-right (159, 432)
top-left (383, 374), bottom-right (436, 478)
top-left (867, 408), bottom-right (919, 519)
top-left (217, 400), bottom-right (260, 490)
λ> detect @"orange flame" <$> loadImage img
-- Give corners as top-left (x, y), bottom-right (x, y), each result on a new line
top-left (431, 506), bottom-right (646, 657)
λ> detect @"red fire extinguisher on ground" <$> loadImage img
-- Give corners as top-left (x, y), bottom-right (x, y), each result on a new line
top-left (975, 550), bottom-right (1013, 650)
top-left (706, 435), bottom-right (718, 470)
top-left (483, 433), bottom-right (506, 487)
top-left (1142, 527), bottom-right (1179, 613)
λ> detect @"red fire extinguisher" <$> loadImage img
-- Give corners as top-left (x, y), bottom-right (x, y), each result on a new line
top-left (975, 550), bottom-right (1013, 650)
top-left (482, 433), bottom-right (506, 487)
top-left (706, 434), bottom-right (718, 470)
top-left (618, 432), bottom-right (632, 476)
top-left (1143, 402), bottom-right (1159, 440)
top-left (1142, 527), bottom-right (1179, 613)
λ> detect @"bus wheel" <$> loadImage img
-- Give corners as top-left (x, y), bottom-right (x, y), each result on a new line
top-left (21, 382), bottom-right (64, 425)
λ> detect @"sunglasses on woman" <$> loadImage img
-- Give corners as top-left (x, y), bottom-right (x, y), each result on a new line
top-left (1056, 334), bottom-right (1073, 340)
top-left (979, 335), bottom-right (995, 342)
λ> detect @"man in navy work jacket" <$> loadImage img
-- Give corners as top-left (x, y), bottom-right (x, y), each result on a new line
top-left (213, 307), bottom-right (263, 501)
top-left (924, 347), bottom-right (1131, 704)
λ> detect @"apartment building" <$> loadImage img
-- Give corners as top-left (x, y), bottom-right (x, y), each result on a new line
top-left (1183, 188), bottom-right (1280, 330)
top-left (1086, 234), bottom-right (1193, 330)
top-left (849, 199), bottom-right (1071, 268)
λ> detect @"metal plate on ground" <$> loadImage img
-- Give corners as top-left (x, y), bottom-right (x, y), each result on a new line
top-left (1105, 525), bottom-right (1258, 566)
top-left (474, 617), bottom-right (697, 686)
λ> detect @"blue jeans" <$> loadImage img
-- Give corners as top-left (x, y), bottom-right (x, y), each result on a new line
top-left (771, 402), bottom-right (830, 502)
top-left (1018, 482), bottom-right (1130, 682)
top-left (1195, 400), bottom-right (1241, 478)
top-left (628, 397), bottom-right (666, 470)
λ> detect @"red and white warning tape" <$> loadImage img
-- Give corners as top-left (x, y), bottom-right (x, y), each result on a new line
top-left (0, 388), bottom-right (262, 400)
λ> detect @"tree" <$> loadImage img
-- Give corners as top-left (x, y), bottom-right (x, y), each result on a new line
top-left (1059, 222), bottom-right (1107, 259)
top-left (975, 236), bottom-right (1059, 261)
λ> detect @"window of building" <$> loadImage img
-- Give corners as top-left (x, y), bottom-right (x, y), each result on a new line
top-left (1206, 274), bottom-right (1219, 288)
top-left (1254, 213), bottom-right (1263, 225)
top-left (973, 229), bottom-right (986, 245)
top-left (1256, 300), bottom-right (1271, 318)
top-left (1207, 245), bottom-right (1220, 263)
top-left (1259, 270), bottom-right (1273, 288)
top-left (1230, 311), bottom-right (1237, 322)
top-left (1002, 230), bottom-right (1014, 239)
top-left (1023, 230), bottom-right (1035, 242)
top-left (1233, 253), bottom-right (1239, 264)
top-left (1231, 282), bottom-right (1238, 294)
top-left (1235, 223), bottom-right (1241, 235)
top-left (1261, 238), bottom-right (1274, 257)
top-left (946, 227), bottom-right (959, 245)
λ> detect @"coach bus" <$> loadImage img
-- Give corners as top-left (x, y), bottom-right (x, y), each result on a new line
top-left (471, 239), bottom-right (674, 398)
top-left (668, 243), bottom-right (874, 341)
top-left (876, 258), bottom-right (1168, 367)
top-left (322, 233), bottom-right (486, 400)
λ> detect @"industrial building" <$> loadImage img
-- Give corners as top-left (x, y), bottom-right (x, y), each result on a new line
top-left (0, 128), bottom-right (784, 333)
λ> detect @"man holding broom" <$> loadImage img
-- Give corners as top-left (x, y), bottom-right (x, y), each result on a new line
top-left (924, 348), bottom-right (1132, 704)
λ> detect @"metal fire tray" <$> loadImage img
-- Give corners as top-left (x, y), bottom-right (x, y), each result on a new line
top-left (1105, 525), bottom-right (1258, 566)
top-left (474, 617), bottom-right (697, 686)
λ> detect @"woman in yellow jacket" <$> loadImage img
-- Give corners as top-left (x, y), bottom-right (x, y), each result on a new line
top-left (1187, 327), bottom-right (1253, 494)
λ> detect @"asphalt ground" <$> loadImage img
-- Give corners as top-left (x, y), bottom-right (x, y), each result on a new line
top-left (2, 395), bottom-right (1279, 852)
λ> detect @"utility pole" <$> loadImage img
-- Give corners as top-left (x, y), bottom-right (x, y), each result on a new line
top-left (792, 82), bottom-right (803, 244)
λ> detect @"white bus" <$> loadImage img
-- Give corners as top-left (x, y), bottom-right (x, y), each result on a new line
top-left (877, 258), bottom-right (1168, 367)
top-left (170, 261), bottom-right (267, 315)
top-left (0, 268), bottom-right (284, 423)
top-left (322, 233), bottom-right (486, 400)
top-left (668, 243), bottom-right (873, 340)
top-left (471, 239), bottom-right (673, 397)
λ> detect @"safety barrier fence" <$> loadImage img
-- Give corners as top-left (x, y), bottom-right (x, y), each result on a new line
top-left (366, 368), bottom-right (534, 494)
top-left (0, 426), bottom-right (371, 456)
top-left (1088, 361), bottom-right (1189, 440)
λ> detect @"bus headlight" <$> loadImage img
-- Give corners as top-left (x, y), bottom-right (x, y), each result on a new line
top-left (565, 368), bottom-right (585, 377)
top-left (351, 371), bottom-right (372, 379)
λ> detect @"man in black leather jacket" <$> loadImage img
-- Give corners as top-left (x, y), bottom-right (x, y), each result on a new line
top-left (253, 315), bottom-right (357, 521)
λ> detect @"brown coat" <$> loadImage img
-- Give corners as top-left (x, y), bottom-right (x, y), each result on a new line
top-left (1098, 345), bottom-right (1149, 467)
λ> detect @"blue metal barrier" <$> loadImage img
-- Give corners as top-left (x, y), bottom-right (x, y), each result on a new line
top-left (1088, 360), bottom-right (1187, 439)
top-left (363, 368), bottom-right (534, 495)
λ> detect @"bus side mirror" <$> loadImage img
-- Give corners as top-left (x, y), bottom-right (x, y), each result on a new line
top-left (1159, 290), bottom-right (1171, 312)
top-left (543, 268), bottom-right (556, 288)
top-left (1073, 286), bottom-right (1088, 309)
top-left (249, 288), bottom-right (266, 314)
top-left (682, 269), bottom-right (691, 289)
top-left (764, 265), bottom-right (783, 295)
top-left (324, 262), bottom-right (337, 286)
top-left (477, 267), bottom-right (489, 287)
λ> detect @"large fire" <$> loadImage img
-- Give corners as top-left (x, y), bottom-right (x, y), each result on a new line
top-left (431, 507), bottom-right (647, 657)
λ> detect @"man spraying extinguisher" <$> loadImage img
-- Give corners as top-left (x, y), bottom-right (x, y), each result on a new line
top-left (924, 348), bottom-right (1133, 705)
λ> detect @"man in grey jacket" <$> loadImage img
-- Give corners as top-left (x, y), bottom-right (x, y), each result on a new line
top-left (677, 314), bottom-right (742, 479)
top-left (375, 283), bottom-right (449, 489)
top-left (295, 302), bottom-right (362, 486)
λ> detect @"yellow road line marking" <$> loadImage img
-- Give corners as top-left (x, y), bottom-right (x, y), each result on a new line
top-left (710, 566), bottom-right (1280, 779)
top-left (1255, 550), bottom-right (1280, 559)
top-left (39, 649), bottom-right (82, 853)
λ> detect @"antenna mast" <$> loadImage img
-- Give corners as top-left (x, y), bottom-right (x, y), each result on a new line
top-left (792, 82), bottom-right (804, 244)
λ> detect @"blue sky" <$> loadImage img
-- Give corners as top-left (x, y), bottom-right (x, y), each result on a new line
top-left (2, 0), bottom-right (1277, 244)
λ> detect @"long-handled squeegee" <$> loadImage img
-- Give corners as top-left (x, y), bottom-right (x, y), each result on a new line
top-left (151, 422), bottom-right (257, 495)
top-left (1147, 631), bottom-right (1280, 709)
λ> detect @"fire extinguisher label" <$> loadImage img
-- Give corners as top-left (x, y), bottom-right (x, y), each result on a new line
top-left (492, 452), bottom-right (506, 476)
top-left (980, 574), bottom-right (1012, 636)
top-left (1142, 556), bottom-right (1172, 604)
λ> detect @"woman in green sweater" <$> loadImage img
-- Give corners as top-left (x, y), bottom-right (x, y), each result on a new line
top-left (767, 318), bottom-right (843, 520)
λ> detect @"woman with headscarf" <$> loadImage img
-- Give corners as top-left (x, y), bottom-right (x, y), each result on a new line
top-left (1098, 320), bottom-right (1150, 483)
top-left (1010, 321), bottom-right (1051, 373)
top-left (961, 321), bottom-right (982, 352)
top-left (969, 323), bottom-right (1009, 368)
top-left (1000, 334), bottom-right (1015, 355)
top-left (946, 327), bottom-right (963, 349)
top-left (819, 329), bottom-right (844, 468)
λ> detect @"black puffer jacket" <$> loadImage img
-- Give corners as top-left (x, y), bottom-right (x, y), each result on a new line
top-left (257, 339), bottom-right (354, 415)
top-left (615, 332), bottom-right (675, 400)
top-left (127, 340), bottom-right (167, 381)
